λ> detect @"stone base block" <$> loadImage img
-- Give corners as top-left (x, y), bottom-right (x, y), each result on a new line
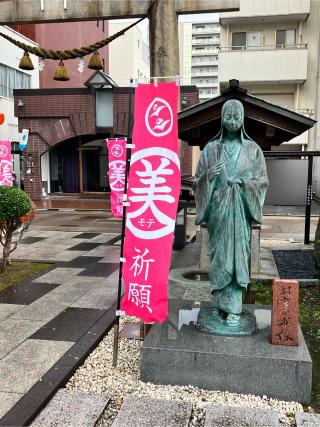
top-left (295, 412), bottom-right (320, 427)
top-left (204, 405), bottom-right (280, 427)
top-left (140, 302), bottom-right (312, 403)
top-left (31, 389), bottom-right (109, 427)
top-left (112, 396), bottom-right (192, 427)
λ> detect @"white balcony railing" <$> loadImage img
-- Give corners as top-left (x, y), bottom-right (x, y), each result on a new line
top-left (219, 43), bottom-right (307, 52)
top-left (192, 27), bottom-right (220, 35)
top-left (219, 45), bottom-right (308, 84)
top-left (192, 71), bottom-right (218, 77)
top-left (192, 49), bottom-right (218, 56)
top-left (192, 82), bottom-right (218, 88)
top-left (192, 39), bottom-right (220, 45)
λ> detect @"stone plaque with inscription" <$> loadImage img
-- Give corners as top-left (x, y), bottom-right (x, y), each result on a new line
top-left (271, 279), bottom-right (299, 346)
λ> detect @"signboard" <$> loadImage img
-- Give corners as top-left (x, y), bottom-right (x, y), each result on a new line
top-left (0, 140), bottom-right (12, 186)
top-left (106, 138), bottom-right (127, 218)
top-left (19, 129), bottom-right (29, 151)
top-left (122, 82), bottom-right (180, 323)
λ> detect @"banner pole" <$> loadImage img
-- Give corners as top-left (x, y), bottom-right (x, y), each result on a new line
top-left (112, 80), bottom-right (134, 367)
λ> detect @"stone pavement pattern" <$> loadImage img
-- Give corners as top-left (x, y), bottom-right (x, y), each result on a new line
top-left (112, 396), bottom-right (193, 427)
top-left (0, 216), bottom-right (121, 419)
top-left (31, 389), bottom-right (110, 427)
top-left (0, 209), bottom-right (317, 422)
top-left (204, 405), bottom-right (280, 426)
top-left (295, 412), bottom-right (320, 427)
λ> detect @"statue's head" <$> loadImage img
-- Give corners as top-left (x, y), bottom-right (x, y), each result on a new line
top-left (221, 99), bottom-right (244, 133)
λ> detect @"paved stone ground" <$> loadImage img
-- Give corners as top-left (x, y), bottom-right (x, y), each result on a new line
top-left (0, 211), bottom-right (122, 423)
top-left (31, 389), bottom-right (110, 427)
top-left (0, 209), bottom-right (316, 424)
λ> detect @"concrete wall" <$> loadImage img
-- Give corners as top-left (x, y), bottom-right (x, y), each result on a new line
top-left (108, 22), bottom-right (149, 86)
top-left (219, 47), bottom-right (308, 85)
top-left (265, 159), bottom-right (308, 205)
top-left (0, 25), bottom-right (39, 142)
top-left (220, 0), bottom-right (310, 20)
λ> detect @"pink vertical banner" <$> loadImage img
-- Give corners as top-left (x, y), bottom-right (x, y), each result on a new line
top-left (106, 138), bottom-right (127, 218)
top-left (0, 140), bottom-right (12, 186)
top-left (122, 82), bottom-right (180, 323)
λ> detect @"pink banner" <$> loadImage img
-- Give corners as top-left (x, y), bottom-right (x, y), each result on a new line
top-left (0, 140), bottom-right (12, 186)
top-left (106, 138), bottom-right (127, 218)
top-left (122, 82), bottom-right (180, 323)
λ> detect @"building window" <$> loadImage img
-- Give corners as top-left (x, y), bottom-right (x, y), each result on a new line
top-left (232, 32), bottom-right (246, 50)
top-left (276, 29), bottom-right (296, 48)
top-left (0, 64), bottom-right (31, 98)
top-left (232, 31), bottom-right (262, 50)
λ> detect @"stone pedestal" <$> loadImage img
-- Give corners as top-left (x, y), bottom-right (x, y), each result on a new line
top-left (140, 302), bottom-right (312, 403)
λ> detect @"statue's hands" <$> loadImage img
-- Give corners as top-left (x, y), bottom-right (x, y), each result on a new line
top-left (208, 163), bottom-right (227, 187)
top-left (227, 176), bottom-right (242, 186)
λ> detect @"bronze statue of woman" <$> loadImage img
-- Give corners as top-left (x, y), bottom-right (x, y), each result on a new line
top-left (193, 99), bottom-right (268, 329)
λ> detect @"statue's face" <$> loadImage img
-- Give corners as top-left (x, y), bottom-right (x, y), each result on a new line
top-left (222, 105), bottom-right (243, 133)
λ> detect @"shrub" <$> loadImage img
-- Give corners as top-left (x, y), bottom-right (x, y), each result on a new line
top-left (0, 186), bottom-right (34, 270)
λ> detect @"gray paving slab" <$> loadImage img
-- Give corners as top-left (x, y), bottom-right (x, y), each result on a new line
top-left (112, 396), bottom-right (192, 427)
top-left (90, 233), bottom-right (118, 243)
top-left (11, 297), bottom-right (69, 322)
top-left (71, 286), bottom-right (117, 309)
top-left (0, 391), bottom-right (23, 418)
top-left (295, 412), bottom-right (320, 427)
top-left (103, 270), bottom-right (119, 284)
top-left (0, 318), bottom-right (46, 359)
top-left (31, 389), bottom-right (110, 427)
top-left (204, 405), bottom-right (280, 427)
top-left (33, 267), bottom-right (84, 284)
top-left (85, 245), bottom-right (114, 257)
top-left (44, 250), bottom-right (86, 262)
top-left (0, 339), bottom-right (73, 394)
top-left (42, 283), bottom-right (98, 304)
top-left (61, 275), bottom-right (105, 289)
top-left (0, 304), bottom-right (25, 323)
top-left (97, 247), bottom-right (121, 263)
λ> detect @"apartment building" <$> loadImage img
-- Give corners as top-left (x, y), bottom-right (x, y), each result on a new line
top-left (179, 21), bottom-right (220, 102)
top-left (219, 0), bottom-right (318, 153)
top-left (108, 22), bottom-right (149, 86)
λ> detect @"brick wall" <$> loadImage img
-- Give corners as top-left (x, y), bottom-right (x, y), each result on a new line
top-left (14, 88), bottom-right (95, 200)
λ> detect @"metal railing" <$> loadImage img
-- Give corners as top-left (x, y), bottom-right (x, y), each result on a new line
top-left (219, 43), bottom-right (308, 52)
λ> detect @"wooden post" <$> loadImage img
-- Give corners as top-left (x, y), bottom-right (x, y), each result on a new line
top-left (149, 0), bottom-right (179, 79)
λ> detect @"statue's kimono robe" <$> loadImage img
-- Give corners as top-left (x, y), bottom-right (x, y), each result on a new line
top-left (193, 131), bottom-right (268, 314)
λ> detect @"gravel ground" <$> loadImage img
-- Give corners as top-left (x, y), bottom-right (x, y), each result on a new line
top-left (273, 249), bottom-right (316, 279)
top-left (66, 317), bottom-right (305, 426)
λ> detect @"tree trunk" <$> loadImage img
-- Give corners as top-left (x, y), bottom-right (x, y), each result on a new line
top-left (2, 227), bottom-right (12, 269)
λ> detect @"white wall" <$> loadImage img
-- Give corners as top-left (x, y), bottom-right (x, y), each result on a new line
top-left (109, 22), bottom-right (149, 86)
top-left (0, 25), bottom-right (39, 142)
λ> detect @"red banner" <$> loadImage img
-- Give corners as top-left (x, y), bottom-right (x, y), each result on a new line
top-left (106, 138), bottom-right (127, 218)
top-left (122, 82), bottom-right (180, 323)
top-left (0, 140), bottom-right (12, 186)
